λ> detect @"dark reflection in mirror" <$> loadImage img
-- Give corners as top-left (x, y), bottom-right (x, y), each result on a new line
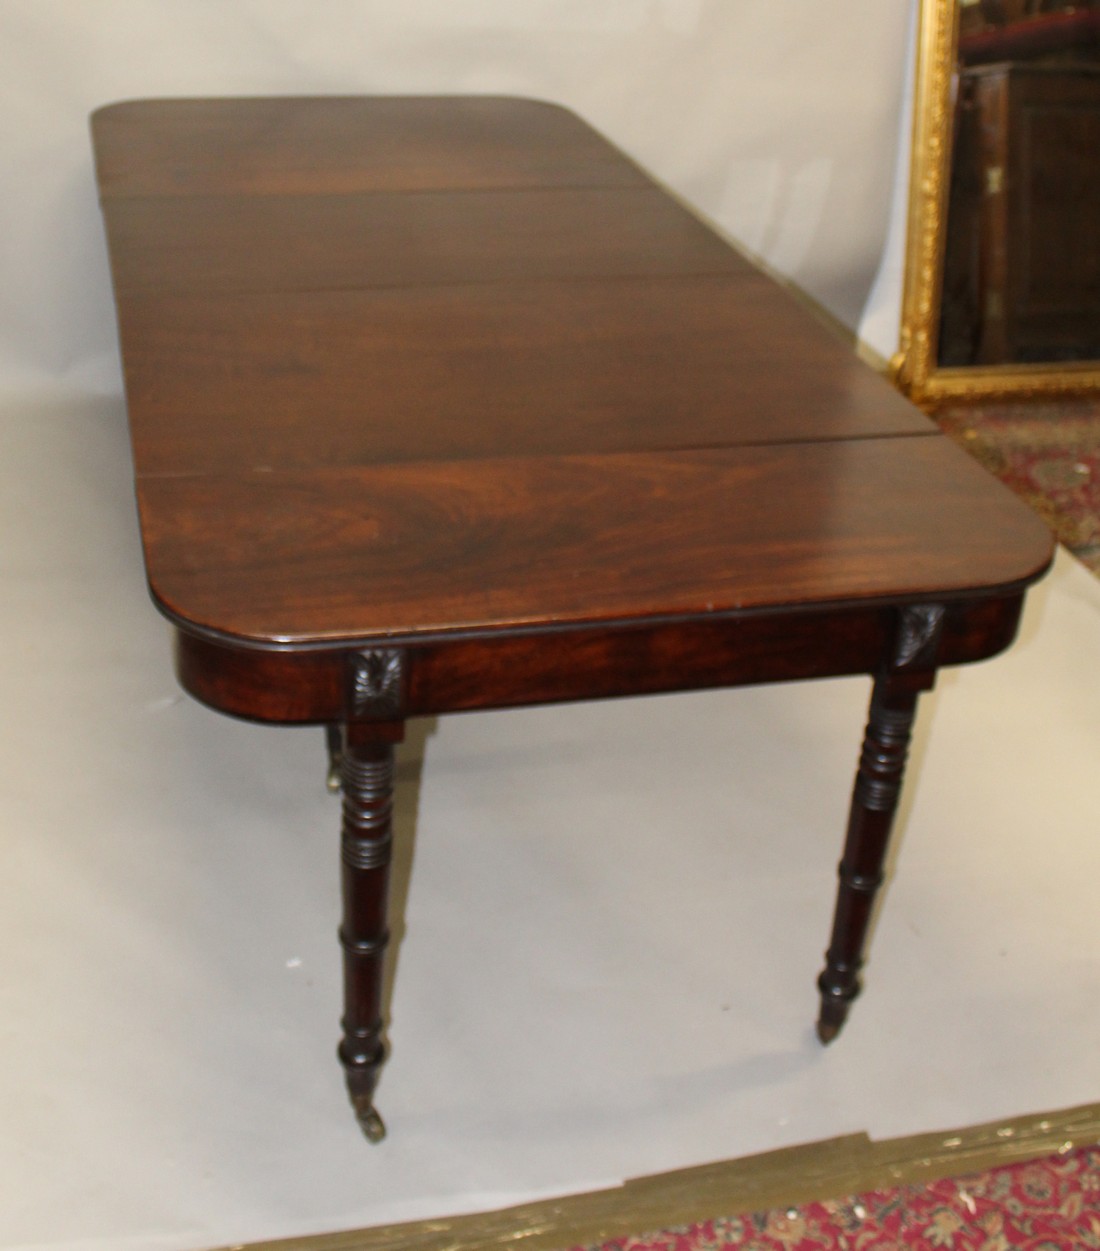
top-left (938, 0), bottom-right (1100, 366)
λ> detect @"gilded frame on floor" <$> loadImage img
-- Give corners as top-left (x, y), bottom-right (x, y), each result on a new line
top-left (894, 0), bottom-right (1100, 406)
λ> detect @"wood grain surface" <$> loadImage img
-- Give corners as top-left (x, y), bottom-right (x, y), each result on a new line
top-left (92, 96), bottom-right (649, 197)
top-left (93, 96), bottom-right (1053, 651)
top-left (92, 95), bottom-right (1057, 1132)
top-left (137, 438), bottom-right (1050, 645)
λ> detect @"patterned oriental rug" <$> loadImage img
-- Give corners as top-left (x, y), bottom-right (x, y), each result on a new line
top-left (570, 1144), bottom-right (1100, 1251)
top-left (935, 397), bottom-right (1100, 578)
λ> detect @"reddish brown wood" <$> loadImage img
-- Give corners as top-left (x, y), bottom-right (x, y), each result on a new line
top-left (92, 96), bottom-right (651, 198)
top-left (337, 720), bottom-right (404, 1143)
top-left (136, 439), bottom-right (1048, 647)
top-left (959, 8), bottom-right (1100, 66)
top-left (817, 604), bottom-right (945, 1042)
top-left (91, 96), bottom-right (1055, 1138)
top-left (173, 592), bottom-right (1030, 727)
top-left (101, 187), bottom-right (752, 295)
top-left (942, 64), bottom-right (1100, 365)
top-left (114, 277), bottom-right (930, 479)
top-left (817, 674), bottom-right (926, 1043)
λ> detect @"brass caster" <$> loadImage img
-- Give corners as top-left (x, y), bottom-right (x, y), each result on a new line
top-left (325, 724), bottom-right (343, 793)
top-left (352, 1097), bottom-right (386, 1143)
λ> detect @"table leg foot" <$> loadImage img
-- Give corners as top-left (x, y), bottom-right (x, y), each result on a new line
top-left (336, 721), bottom-right (403, 1139)
top-left (815, 999), bottom-right (848, 1045)
top-left (339, 1025), bottom-right (387, 1141)
top-left (357, 1106), bottom-right (387, 1144)
top-left (816, 666), bottom-right (929, 1042)
top-left (347, 1085), bottom-right (387, 1143)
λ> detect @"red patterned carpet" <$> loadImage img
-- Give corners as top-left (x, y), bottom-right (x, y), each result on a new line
top-left (935, 397), bottom-right (1100, 578)
top-left (571, 1144), bottom-right (1100, 1251)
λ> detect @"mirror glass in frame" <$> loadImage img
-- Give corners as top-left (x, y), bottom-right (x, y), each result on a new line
top-left (897, 0), bottom-right (1100, 404)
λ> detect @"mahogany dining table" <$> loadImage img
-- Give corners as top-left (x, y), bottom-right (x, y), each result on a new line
top-left (91, 95), bottom-right (1053, 1141)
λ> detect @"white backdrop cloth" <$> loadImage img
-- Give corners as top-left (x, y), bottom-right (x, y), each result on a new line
top-left (0, 0), bottom-right (914, 399)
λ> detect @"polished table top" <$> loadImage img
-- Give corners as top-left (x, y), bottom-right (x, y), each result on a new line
top-left (92, 96), bottom-right (1051, 655)
top-left (91, 96), bottom-right (1054, 1139)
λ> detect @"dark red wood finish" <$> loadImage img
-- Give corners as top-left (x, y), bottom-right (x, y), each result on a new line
top-left (92, 96), bottom-right (1054, 1140)
top-left (941, 63), bottom-right (1100, 365)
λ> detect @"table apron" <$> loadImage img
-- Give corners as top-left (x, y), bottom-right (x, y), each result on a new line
top-left (172, 592), bottom-right (1027, 725)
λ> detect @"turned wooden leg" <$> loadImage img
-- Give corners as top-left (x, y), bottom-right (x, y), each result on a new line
top-left (816, 675), bottom-right (922, 1042)
top-left (816, 603), bottom-right (944, 1044)
top-left (337, 720), bottom-right (404, 1141)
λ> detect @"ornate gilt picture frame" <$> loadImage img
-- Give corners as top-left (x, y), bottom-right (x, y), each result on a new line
top-left (894, 0), bottom-right (1100, 406)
